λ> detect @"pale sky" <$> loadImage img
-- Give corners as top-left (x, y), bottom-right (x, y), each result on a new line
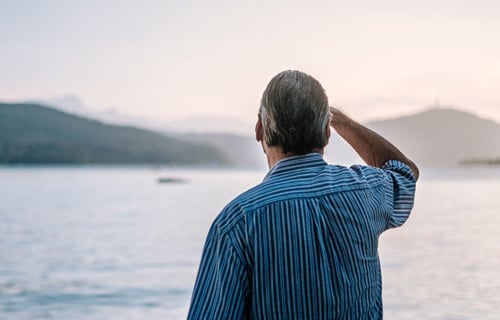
top-left (1, 0), bottom-right (499, 129)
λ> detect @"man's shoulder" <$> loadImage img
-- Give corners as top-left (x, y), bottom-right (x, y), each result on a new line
top-left (210, 160), bottom-right (416, 236)
top-left (212, 163), bottom-right (389, 231)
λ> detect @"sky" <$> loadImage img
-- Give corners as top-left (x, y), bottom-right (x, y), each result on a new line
top-left (1, 0), bottom-right (499, 131)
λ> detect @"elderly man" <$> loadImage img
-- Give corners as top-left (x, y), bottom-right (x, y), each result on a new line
top-left (188, 70), bottom-right (419, 319)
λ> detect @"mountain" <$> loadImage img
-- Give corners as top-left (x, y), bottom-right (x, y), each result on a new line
top-left (34, 95), bottom-right (169, 131)
top-left (0, 103), bottom-right (228, 165)
top-left (180, 133), bottom-right (267, 169)
top-left (3, 101), bottom-right (497, 167)
top-left (34, 95), bottom-right (254, 134)
top-left (187, 107), bottom-right (500, 168)
top-left (37, 94), bottom-right (90, 116)
top-left (365, 107), bottom-right (500, 166)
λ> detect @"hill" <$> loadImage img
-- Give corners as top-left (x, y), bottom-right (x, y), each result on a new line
top-left (184, 107), bottom-right (500, 168)
top-left (0, 103), bottom-right (228, 165)
top-left (179, 133), bottom-right (267, 169)
top-left (365, 107), bottom-right (500, 166)
top-left (3, 103), bottom-right (497, 167)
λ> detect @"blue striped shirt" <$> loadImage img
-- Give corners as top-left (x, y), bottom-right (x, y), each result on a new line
top-left (188, 153), bottom-right (416, 319)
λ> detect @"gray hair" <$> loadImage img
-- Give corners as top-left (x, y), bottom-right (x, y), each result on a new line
top-left (259, 70), bottom-right (330, 155)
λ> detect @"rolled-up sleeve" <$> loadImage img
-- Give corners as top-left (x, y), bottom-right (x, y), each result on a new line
top-left (381, 159), bottom-right (417, 229)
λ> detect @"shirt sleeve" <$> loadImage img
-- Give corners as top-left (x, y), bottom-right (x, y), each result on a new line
top-left (381, 159), bottom-right (417, 229)
top-left (187, 221), bottom-right (250, 320)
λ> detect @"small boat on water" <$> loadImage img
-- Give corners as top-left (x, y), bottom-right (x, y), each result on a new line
top-left (157, 177), bottom-right (187, 184)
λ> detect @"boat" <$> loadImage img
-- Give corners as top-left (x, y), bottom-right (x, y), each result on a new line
top-left (157, 177), bottom-right (187, 184)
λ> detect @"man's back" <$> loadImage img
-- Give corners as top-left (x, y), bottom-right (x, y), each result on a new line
top-left (188, 70), bottom-right (419, 319)
top-left (188, 153), bottom-right (416, 319)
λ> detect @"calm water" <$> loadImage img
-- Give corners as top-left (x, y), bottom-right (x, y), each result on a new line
top-left (1, 165), bottom-right (500, 319)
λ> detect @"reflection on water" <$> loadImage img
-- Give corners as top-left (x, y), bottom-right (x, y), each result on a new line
top-left (1, 166), bottom-right (500, 319)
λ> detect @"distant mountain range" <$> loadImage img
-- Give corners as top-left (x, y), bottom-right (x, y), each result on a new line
top-left (0, 103), bottom-right (228, 165)
top-left (179, 133), bottom-right (267, 169)
top-left (365, 107), bottom-right (500, 166)
top-left (1, 101), bottom-right (499, 167)
top-left (183, 107), bottom-right (500, 167)
top-left (32, 94), bottom-right (253, 135)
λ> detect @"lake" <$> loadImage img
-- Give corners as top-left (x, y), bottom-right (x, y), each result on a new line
top-left (1, 165), bottom-right (500, 319)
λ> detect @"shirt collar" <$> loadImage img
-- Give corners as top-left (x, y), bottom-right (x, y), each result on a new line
top-left (263, 152), bottom-right (327, 181)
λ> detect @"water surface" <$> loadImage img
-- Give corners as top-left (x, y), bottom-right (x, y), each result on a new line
top-left (1, 166), bottom-right (499, 319)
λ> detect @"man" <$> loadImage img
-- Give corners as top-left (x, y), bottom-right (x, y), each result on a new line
top-left (188, 70), bottom-right (419, 319)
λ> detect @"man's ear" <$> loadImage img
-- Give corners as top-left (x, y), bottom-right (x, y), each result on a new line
top-left (255, 114), bottom-right (263, 142)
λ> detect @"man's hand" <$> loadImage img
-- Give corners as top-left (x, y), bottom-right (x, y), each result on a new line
top-left (329, 106), bottom-right (419, 180)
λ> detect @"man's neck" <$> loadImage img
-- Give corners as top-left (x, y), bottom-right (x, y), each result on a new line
top-left (264, 146), bottom-right (293, 169)
top-left (264, 145), bottom-right (324, 169)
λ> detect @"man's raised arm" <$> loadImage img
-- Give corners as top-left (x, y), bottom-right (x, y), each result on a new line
top-left (330, 106), bottom-right (419, 180)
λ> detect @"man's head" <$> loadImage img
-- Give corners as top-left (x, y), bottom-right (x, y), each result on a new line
top-left (257, 70), bottom-right (330, 155)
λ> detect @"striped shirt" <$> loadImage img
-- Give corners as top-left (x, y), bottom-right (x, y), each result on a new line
top-left (188, 153), bottom-right (416, 319)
